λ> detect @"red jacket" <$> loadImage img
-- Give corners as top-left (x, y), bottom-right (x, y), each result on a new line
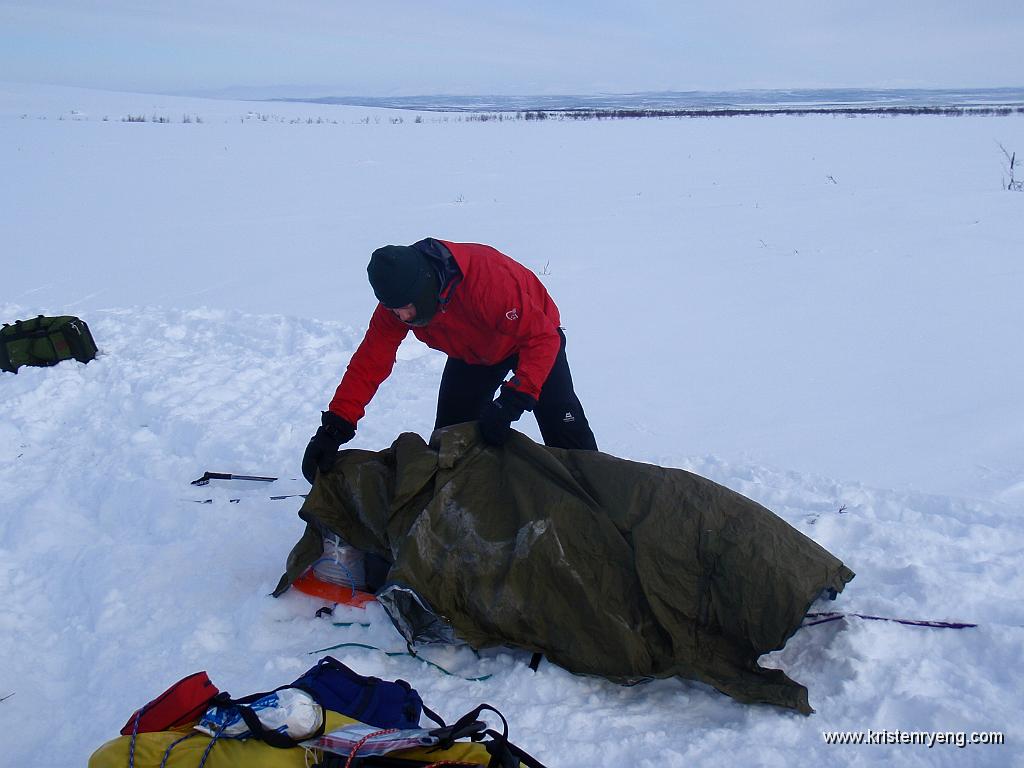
top-left (328, 240), bottom-right (562, 425)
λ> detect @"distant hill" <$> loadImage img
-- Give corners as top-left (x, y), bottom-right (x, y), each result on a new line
top-left (267, 87), bottom-right (1024, 113)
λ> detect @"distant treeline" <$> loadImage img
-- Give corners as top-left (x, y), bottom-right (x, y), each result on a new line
top-left (464, 105), bottom-right (1024, 121)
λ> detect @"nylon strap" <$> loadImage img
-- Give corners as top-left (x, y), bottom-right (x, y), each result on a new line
top-left (0, 325), bottom-right (52, 344)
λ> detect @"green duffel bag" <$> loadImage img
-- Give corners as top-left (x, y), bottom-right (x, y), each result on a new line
top-left (0, 314), bottom-right (98, 373)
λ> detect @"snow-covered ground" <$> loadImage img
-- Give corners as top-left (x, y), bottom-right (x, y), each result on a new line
top-left (1, 84), bottom-right (1022, 767)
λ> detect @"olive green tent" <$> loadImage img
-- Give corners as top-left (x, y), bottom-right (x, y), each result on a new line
top-left (276, 424), bottom-right (853, 714)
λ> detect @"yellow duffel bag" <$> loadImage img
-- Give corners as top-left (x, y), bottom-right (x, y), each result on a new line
top-left (88, 709), bottom-right (492, 768)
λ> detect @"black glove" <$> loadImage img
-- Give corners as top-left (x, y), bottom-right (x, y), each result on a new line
top-left (478, 388), bottom-right (536, 447)
top-left (302, 411), bottom-right (355, 484)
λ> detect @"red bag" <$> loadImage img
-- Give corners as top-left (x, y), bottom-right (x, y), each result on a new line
top-left (120, 671), bottom-right (220, 735)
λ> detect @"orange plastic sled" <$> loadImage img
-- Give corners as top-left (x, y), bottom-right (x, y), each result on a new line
top-left (292, 570), bottom-right (377, 608)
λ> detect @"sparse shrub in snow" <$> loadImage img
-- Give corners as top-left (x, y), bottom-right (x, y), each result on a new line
top-left (999, 143), bottom-right (1023, 191)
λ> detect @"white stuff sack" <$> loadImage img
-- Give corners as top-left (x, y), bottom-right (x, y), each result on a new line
top-left (195, 688), bottom-right (323, 741)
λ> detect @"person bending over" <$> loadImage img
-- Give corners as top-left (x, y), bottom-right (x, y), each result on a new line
top-left (302, 238), bottom-right (597, 484)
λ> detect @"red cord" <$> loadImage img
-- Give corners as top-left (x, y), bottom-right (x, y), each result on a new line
top-left (343, 729), bottom-right (399, 768)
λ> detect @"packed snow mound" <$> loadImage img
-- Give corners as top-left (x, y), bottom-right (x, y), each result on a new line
top-left (1, 306), bottom-right (1021, 767)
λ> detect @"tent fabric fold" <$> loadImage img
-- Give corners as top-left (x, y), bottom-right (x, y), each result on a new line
top-left (275, 424), bottom-right (854, 714)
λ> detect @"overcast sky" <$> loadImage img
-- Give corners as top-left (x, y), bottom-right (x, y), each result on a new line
top-left (2, 1), bottom-right (1022, 96)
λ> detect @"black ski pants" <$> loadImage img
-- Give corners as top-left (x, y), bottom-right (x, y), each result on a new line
top-left (434, 328), bottom-right (598, 451)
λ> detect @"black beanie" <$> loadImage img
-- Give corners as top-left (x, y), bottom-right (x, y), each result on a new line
top-left (367, 245), bottom-right (440, 323)
top-left (367, 245), bottom-right (431, 308)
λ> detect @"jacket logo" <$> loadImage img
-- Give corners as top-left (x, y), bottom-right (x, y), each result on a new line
top-left (505, 308), bottom-right (519, 320)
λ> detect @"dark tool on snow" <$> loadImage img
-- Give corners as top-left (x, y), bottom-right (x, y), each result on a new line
top-left (190, 472), bottom-right (278, 486)
top-left (190, 494), bottom-right (307, 504)
top-left (803, 611), bottom-right (977, 630)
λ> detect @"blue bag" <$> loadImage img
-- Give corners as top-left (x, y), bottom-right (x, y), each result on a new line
top-left (292, 656), bottom-right (425, 730)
